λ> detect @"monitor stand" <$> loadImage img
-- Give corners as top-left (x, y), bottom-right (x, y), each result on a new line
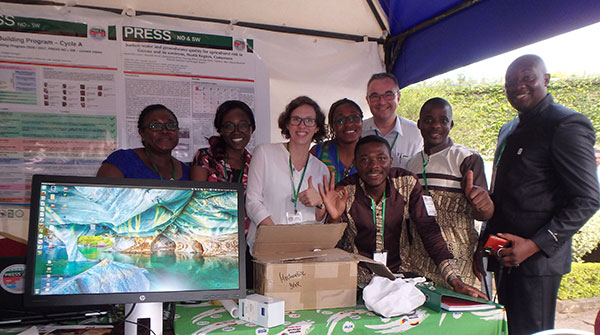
top-left (124, 302), bottom-right (163, 335)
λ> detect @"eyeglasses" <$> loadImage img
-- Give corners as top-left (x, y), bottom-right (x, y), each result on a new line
top-left (289, 116), bottom-right (316, 127)
top-left (145, 121), bottom-right (179, 131)
top-left (221, 121), bottom-right (252, 133)
top-left (333, 115), bottom-right (362, 126)
top-left (367, 91), bottom-right (398, 102)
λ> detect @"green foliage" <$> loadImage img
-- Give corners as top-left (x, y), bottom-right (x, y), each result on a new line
top-left (572, 210), bottom-right (600, 262)
top-left (557, 262), bottom-right (600, 300)
top-left (402, 76), bottom-right (600, 270)
top-left (78, 235), bottom-right (113, 246)
top-left (400, 77), bottom-right (600, 159)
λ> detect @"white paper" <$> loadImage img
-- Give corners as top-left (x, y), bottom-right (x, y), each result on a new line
top-left (220, 299), bottom-right (239, 318)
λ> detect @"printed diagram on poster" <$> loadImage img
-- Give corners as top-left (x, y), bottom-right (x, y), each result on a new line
top-left (120, 23), bottom-right (260, 162)
top-left (0, 4), bottom-right (270, 241)
top-left (0, 10), bottom-right (121, 240)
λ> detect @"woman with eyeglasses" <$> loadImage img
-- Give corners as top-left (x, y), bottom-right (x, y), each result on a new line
top-left (191, 100), bottom-right (256, 288)
top-left (96, 104), bottom-right (190, 180)
top-left (245, 96), bottom-right (330, 253)
top-left (310, 98), bottom-right (363, 183)
top-left (191, 100), bottom-right (255, 185)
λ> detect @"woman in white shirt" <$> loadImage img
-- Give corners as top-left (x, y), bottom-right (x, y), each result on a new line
top-left (246, 96), bottom-right (330, 253)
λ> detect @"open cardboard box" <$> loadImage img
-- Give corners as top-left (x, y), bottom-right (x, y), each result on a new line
top-left (252, 222), bottom-right (394, 311)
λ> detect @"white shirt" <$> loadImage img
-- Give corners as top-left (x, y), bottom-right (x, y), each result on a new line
top-left (362, 115), bottom-right (423, 168)
top-left (405, 143), bottom-right (483, 190)
top-left (245, 143), bottom-right (330, 253)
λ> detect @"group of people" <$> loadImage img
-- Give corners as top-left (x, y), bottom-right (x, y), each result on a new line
top-left (96, 54), bottom-right (600, 335)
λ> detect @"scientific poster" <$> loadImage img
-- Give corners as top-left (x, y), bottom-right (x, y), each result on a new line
top-left (0, 4), bottom-right (269, 240)
top-left (119, 19), bottom-right (260, 162)
top-left (0, 8), bottom-right (121, 240)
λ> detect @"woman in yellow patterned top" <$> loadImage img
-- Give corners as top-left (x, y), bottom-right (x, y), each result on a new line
top-left (310, 98), bottom-right (363, 183)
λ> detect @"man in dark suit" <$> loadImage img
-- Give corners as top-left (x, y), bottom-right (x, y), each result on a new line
top-left (484, 54), bottom-right (600, 335)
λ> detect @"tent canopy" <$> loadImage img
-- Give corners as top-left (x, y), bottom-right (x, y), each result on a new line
top-left (383, 0), bottom-right (600, 87)
top-left (38, 0), bottom-right (600, 88)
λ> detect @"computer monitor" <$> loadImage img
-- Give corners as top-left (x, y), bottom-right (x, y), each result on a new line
top-left (24, 175), bottom-right (246, 334)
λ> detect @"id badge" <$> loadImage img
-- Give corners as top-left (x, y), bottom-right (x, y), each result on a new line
top-left (422, 195), bottom-right (437, 216)
top-left (286, 211), bottom-right (303, 224)
top-left (374, 250), bottom-right (387, 266)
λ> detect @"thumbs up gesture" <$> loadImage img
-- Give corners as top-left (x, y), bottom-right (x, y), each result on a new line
top-left (464, 170), bottom-right (494, 221)
top-left (298, 176), bottom-right (324, 208)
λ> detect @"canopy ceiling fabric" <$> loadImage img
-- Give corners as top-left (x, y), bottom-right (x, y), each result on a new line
top-left (45, 0), bottom-right (389, 41)
top-left (382, 0), bottom-right (600, 87)
top-left (25, 0), bottom-right (600, 87)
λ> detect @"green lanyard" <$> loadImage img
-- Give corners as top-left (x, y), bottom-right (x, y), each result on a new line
top-left (370, 188), bottom-right (386, 247)
top-left (334, 149), bottom-right (353, 183)
top-left (390, 132), bottom-right (399, 151)
top-left (375, 129), bottom-right (399, 152)
top-left (288, 149), bottom-right (309, 213)
top-left (224, 158), bottom-right (245, 183)
top-left (420, 152), bottom-right (430, 194)
top-left (145, 148), bottom-right (175, 180)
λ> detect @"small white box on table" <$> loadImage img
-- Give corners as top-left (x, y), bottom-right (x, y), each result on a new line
top-left (239, 293), bottom-right (285, 328)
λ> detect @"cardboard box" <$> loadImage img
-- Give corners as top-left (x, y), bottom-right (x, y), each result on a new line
top-left (252, 223), bottom-right (393, 311)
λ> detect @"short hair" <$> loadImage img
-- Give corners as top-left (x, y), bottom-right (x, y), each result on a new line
top-left (214, 100), bottom-right (256, 132)
top-left (278, 96), bottom-right (326, 142)
top-left (328, 98), bottom-right (363, 135)
top-left (508, 54), bottom-right (548, 74)
top-left (354, 135), bottom-right (391, 157)
top-left (420, 97), bottom-right (453, 118)
top-left (138, 104), bottom-right (177, 129)
top-left (367, 72), bottom-right (399, 90)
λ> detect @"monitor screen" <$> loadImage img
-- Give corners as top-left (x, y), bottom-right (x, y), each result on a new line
top-left (24, 175), bottom-right (246, 307)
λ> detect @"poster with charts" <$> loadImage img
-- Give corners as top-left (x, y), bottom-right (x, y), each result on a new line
top-left (119, 17), bottom-right (267, 163)
top-left (0, 5), bottom-right (121, 241)
top-left (0, 4), bottom-right (269, 241)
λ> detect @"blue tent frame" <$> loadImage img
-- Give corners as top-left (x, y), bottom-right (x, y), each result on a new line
top-left (382, 0), bottom-right (600, 87)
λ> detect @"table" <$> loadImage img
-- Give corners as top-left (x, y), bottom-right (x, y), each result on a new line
top-left (175, 302), bottom-right (507, 335)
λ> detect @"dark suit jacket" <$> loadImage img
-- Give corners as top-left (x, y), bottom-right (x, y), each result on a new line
top-left (486, 94), bottom-right (599, 276)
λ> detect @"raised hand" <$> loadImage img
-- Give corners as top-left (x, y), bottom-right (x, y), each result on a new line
top-left (317, 171), bottom-right (348, 221)
top-left (298, 176), bottom-right (323, 208)
top-left (464, 170), bottom-right (494, 220)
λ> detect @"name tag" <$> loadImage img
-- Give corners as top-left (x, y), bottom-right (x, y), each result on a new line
top-left (286, 211), bottom-right (303, 224)
top-left (374, 250), bottom-right (387, 266)
top-left (422, 195), bottom-right (437, 216)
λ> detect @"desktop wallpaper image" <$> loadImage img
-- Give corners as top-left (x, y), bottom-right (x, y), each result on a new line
top-left (33, 184), bottom-right (240, 295)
